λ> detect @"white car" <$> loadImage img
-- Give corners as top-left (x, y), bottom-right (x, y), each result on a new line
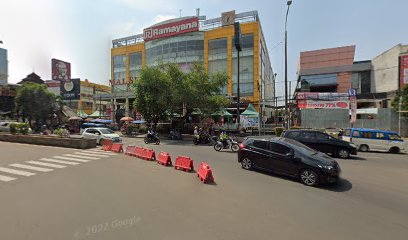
top-left (0, 122), bottom-right (13, 132)
top-left (81, 127), bottom-right (122, 144)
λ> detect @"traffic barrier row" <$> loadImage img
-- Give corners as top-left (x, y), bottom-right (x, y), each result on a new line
top-left (118, 145), bottom-right (215, 184)
top-left (101, 139), bottom-right (113, 151)
top-left (110, 143), bottom-right (123, 153)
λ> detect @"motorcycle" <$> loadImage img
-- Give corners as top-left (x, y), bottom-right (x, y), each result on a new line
top-left (144, 133), bottom-right (160, 145)
top-left (168, 129), bottom-right (182, 140)
top-left (214, 137), bottom-right (240, 152)
top-left (193, 133), bottom-right (211, 145)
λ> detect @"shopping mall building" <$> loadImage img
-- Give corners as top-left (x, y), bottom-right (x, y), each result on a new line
top-left (106, 10), bottom-right (275, 120)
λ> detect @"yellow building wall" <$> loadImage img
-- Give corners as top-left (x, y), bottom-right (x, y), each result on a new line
top-left (111, 42), bottom-right (145, 84)
top-left (204, 21), bottom-right (260, 109)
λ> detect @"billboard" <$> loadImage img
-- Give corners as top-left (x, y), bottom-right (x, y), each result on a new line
top-left (52, 58), bottom-right (71, 80)
top-left (240, 115), bottom-right (259, 128)
top-left (60, 78), bottom-right (80, 100)
top-left (297, 92), bottom-right (349, 100)
top-left (298, 100), bottom-right (349, 109)
top-left (400, 55), bottom-right (408, 88)
top-left (221, 10), bottom-right (235, 26)
top-left (143, 17), bottom-right (199, 42)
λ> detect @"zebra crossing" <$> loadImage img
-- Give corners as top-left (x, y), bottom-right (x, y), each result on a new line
top-left (0, 149), bottom-right (117, 183)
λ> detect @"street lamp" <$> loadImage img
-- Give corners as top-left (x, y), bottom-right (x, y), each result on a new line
top-left (284, 0), bottom-right (292, 129)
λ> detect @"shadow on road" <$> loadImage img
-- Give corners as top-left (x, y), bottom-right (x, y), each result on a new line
top-left (319, 179), bottom-right (352, 192)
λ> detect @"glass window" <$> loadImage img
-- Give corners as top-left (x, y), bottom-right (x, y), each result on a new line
top-left (361, 132), bottom-right (374, 139)
top-left (388, 134), bottom-right (402, 140)
top-left (208, 38), bottom-right (228, 95)
top-left (315, 132), bottom-right (329, 140)
top-left (253, 140), bottom-right (268, 150)
top-left (286, 131), bottom-right (301, 139)
top-left (269, 142), bottom-right (291, 155)
top-left (352, 130), bottom-right (360, 137)
top-left (375, 132), bottom-right (385, 139)
top-left (343, 129), bottom-right (351, 136)
top-left (232, 34), bottom-right (254, 97)
top-left (300, 74), bottom-right (338, 92)
top-left (300, 131), bottom-right (315, 139)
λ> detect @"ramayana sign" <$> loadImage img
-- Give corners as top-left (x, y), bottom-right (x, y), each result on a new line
top-left (143, 17), bottom-right (199, 42)
top-left (298, 100), bottom-right (349, 109)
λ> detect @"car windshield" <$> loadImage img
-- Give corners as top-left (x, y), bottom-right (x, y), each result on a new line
top-left (99, 129), bottom-right (114, 134)
top-left (281, 138), bottom-right (318, 155)
top-left (389, 134), bottom-right (402, 140)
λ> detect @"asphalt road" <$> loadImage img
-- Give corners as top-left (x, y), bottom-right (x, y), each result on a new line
top-left (0, 139), bottom-right (407, 240)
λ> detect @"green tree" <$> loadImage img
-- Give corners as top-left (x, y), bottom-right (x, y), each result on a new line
top-left (15, 83), bottom-right (57, 127)
top-left (133, 65), bottom-right (173, 128)
top-left (392, 84), bottom-right (408, 116)
top-left (166, 62), bottom-right (229, 115)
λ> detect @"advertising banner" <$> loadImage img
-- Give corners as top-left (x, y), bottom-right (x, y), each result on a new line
top-left (60, 78), bottom-right (80, 100)
top-left (240, 115), bottom-right (259, 128)
top-left (297, 92), bottom-right (349, 100)
top-left (298, 100), bottom-right (349, 109)
top-left (350, 97), bottom-right (357, 124)
top-left (143, 17), bottom-right (199, 42)
top-left (52, 59), bottom-right (71, 81)
top-left (400, 55), bottom-right (408, 88)
top-left (221, 10), bottom-right (235, 26)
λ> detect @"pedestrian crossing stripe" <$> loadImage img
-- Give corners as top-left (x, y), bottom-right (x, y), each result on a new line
top-left (0, 175), bottom-right (17, 182)
top-left (63, 154), bottom-right (99, 160)
top-left (81, 150), bottom-right (117, 155)
top-left (9, 163), bottom-right (53, 172)
top-left (0, 167), bottom-right (36, 176)
top-left (40, 158), bottom-right (79, 165)
top-left (53, 156), bottom-right (89, 162)
top-left (26, 161), bottom-right (66, 168)
top-left (73, 152), bottom-right (109, 158)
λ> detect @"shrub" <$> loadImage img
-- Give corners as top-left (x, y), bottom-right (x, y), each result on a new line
top-left (9, 123), bottom-right (17, 134)
top-left (53, 128), bottom-right (70, 137)
top-left (274, 127), bottom-right (285, 137)
top-left (18, 123), bottom-right (30, 135)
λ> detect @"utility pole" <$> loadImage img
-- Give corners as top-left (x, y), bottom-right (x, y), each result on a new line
top-left (284, 0), bottom-right (292, 129)
top-left (399, 95), bottom-right (402, 135)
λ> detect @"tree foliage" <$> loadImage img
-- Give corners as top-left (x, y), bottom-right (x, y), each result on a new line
top-left (15, 83), bottom-right (57, 126)
top-left (133, 62), bottom-right (229, 125)
top-left (392, 84), bottom-right (408, 115)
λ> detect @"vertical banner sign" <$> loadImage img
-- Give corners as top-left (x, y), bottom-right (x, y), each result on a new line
top-left (349, 89), bottom-right (357, 124)
top-left (61, 78), bottom-right (80, 100)
top-left (400, 55), bottom-right (408, 88)
top-left (52, 59), bottom-right (71, 81)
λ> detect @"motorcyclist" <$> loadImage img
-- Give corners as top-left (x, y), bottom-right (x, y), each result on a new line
top-left (219, 130), bottom-right (228, 148)
top-left (147, 127), bottom-right (155, 141)
top-left (194, 126), bottom-right (199, 139)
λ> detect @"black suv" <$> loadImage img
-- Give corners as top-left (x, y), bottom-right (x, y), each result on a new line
top-left (282, 130), bottom-right (357, 159)
top-left (238, 137), bottom-right (341, 186)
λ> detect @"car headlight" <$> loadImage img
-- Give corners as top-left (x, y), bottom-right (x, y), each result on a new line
top-left (318, 165), bottom-right (334, 171)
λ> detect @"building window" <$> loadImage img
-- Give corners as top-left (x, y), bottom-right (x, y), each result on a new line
top-left (129, 52), bottom-right (142, 91)
top-left (300, 73), bottom-right (338, 92)
top-left (113, 54), bottom-right (126, 92)
top-left (208, 38), bottom-right (228, 95)
top-left (232, 34), bottom-right (254, 97)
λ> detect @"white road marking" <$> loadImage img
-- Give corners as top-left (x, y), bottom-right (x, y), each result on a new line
top-left (9, 163), bottom-right (53, 172)
top-left (53, 156), bottom-right (89, 162)
top-left (0, 167), bottom-right (36, 176)
top-left (27, 161), bottom-right (66, 169)
top-left (82, 150), bottom-right (117, 155)
top-left (73, 152), bottom-right (109, 158)
top-left (63, 154), bottom-right (100, 160)
top-left (40, 158), bottom-right (79, 165)
top-left (0, 175), bottom-right (17, 182)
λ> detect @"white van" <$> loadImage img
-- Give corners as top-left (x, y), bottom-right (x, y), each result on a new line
top-left (342, 128), bottom-right (406, 153)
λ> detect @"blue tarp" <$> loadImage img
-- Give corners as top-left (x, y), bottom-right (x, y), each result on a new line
top-left (89, 119), bottom-right (112, 124)
top-left (131, 120), bottom-right (146, 124)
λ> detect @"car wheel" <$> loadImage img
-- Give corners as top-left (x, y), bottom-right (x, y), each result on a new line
top-left (299, 169), bottom-right (319, 186)
top-left (241, 158), bottom-right (252, 170)
top-left (359, 144), bottom-right (369, 152)
top-left (389, 147), bottom-right (400, 154)
top-left (337, 148), bottom-right (350, 159)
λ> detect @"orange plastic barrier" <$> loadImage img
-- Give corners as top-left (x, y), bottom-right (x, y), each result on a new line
top-left (135, 146), bottom-right (144, 158)
top-left (157, 152), bottom-right (172, 166)
top-left (197, 162), bottom-right (215, 184)
top-left (110, 143), bottom-right (123, 153)
top-left (141, 148), bottom-right (156, 161)
top-left (125, 145), bottom-right (136, 156)
top-left (101, 139), bottom-right (113, 151)
top-left (174, 156), bottom-right (194, 172)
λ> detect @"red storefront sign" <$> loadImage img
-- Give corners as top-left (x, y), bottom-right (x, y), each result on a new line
top-left (298, 100), bottom-right (349, 109)
top-left (143, 17), bottom-right (199, 42)
top-left (400, 55), bottom-right (408, 88)
top-left (350, 97), bottom-right (357, 124)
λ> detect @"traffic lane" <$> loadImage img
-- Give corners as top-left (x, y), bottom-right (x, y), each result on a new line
top-left (120, 140), bottom-right (408, 239)
top-left (0, 141), bottom-right (99, 165)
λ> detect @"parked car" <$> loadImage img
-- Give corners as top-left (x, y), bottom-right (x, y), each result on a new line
top-left (81, 127), bottom-right (121, 144)
top-left (282, 130), bottom-right (357, 159)
top-left (341, 128), bottom-right (405, 153)
top-left (79, 123), bottom-right (105, 134)
top-left (238, 137), bottom-right (341, 186)
top-left (0, 121), bottom-right (13, 132)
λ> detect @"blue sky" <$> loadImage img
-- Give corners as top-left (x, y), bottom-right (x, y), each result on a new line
top-left (1, 0), bottom-right (407, 100)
